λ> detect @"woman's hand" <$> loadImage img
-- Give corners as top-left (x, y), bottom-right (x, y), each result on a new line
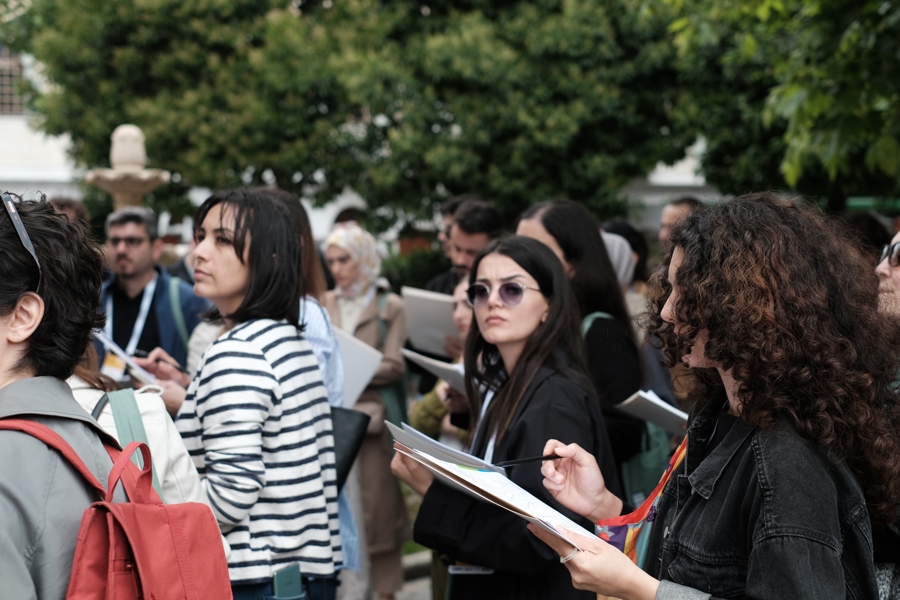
top-left (442, 334), bottom-right (464, 361)
top-left (445, 386), bottom-right (469, 414)
top-left (527, 524), bottom-right (659, 600)
top-left (390, 445), bottom-right (435, 496)
top-left (156, 379), bottom-right (187, 418)
top-left (133, 347), bottom-right (192, 388)
top-left (541, 439), bottom-right (622, 522)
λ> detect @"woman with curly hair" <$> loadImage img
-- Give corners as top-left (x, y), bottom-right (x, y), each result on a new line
top-left (530, 193), bottom-right (900, 599)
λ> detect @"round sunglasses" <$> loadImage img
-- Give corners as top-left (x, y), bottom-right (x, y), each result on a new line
top-left (466, 281), bottom-right (541, 308)
top-left (877, 242), bottom-right (900, 268)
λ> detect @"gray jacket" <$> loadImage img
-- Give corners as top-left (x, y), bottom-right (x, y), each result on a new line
top-left (0, 376), bottom-right (122, 600)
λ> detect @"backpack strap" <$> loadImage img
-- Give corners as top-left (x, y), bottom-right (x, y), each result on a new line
top-left (168, 276), bottom-right (190, 352)
top-left (0, 419), bottom-right (106, 495)
top-left (581, 311), bottom-right (614, 337)
top-left (107, 389), bottom-right (165, 501)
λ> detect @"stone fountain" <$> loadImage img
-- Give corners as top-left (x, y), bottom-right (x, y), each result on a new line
top-left (85, 124), bottom-right (170, 210)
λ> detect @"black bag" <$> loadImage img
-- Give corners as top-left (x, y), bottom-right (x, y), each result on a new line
top-left (331, 406), bottom-right (370, 491)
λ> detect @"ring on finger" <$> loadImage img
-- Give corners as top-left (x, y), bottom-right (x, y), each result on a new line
top-left (560, 548), bottom-right (578, 564)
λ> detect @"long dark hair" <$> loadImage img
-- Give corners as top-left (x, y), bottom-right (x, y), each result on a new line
top-left (464, 236), bottom-right (595, 444)
top-left (519, 200), bottom-right (631, 325)
top-left (194, 188), bottom-right (303, 327)
top-left (647, 192), bottom-right (900, 521)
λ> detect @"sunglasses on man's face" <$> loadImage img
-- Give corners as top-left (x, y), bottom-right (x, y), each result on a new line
top-left (466, 281), bottom-right (541, 308)
top-left (876, 242), bottom-right (900, 268)
top-left (2, 192), bottom-right (42, 294)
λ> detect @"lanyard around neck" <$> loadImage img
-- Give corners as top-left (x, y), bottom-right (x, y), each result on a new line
top-left (103, 273), bottom-right (158, 356)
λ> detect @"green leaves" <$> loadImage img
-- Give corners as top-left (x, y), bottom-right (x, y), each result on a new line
top-left (3, 0), bottom-right (689, 225)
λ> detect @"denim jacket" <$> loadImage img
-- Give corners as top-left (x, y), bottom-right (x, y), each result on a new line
top-left (649, 394), bottom-right (878, 600)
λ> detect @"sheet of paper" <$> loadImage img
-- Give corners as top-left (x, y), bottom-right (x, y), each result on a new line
top-left (386, 421), bottom-right (504, 474)
top-left (93, 330), bottom-right (157, 385)
top-left (618, 389), bottom-right (688, 434)
top-left (335, 328), bottom-right (383, 408)
top-left (395, 442), bottom-right (596, 550)
top-left (401, 286), bottom-right (458, 358)
top-left (400, 349), bottom-right (466, 393)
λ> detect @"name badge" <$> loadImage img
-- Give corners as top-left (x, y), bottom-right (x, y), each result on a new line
top-left (100, 351), bottom-right (127, 381)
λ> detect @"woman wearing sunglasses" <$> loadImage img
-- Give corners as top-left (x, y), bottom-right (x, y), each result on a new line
top-left (530, 194), bottom-right (900, 600)
top-left (0, 194), bottom-right (121, 599)
top-left (392, 235), bottom-right (621, 600)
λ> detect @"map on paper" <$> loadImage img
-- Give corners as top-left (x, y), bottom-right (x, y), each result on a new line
top-left (389, 421), bottom-right (597, 549)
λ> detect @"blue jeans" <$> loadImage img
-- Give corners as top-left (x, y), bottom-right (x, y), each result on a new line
top-left (231, 575), bottom-right (338, 600)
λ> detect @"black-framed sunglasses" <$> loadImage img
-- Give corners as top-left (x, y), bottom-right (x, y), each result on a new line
top-left (1, 192), bottom-right (42, 294)
top-left (466, 281), bottom-right (541, 308)
top-left (876, 242), bottom-right (900, 268)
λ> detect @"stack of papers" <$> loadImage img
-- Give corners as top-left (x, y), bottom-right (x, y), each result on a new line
top-left (400, 349), bottom-right (466, 393)
top-left (618, 390), bottom-right (688, 434)
top-left (334, 328), bottom-right (383, 408)
top-left (401, 287), bottom-right (457, 358)
top-left (387, 421), bottom-right (597, 549)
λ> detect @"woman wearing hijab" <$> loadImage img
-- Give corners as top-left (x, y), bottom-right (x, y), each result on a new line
top-left (323, 223), bottom-right (410, 600)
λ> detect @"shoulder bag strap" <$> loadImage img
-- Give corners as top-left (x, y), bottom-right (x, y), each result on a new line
top-left (168, 276), bottom-right (190, 352)
top-left (581, 311), bottom-right (614, 338)
top-left (91, 393), bottom-right (110, 420)
top-left (107, 389), bottom-right (165, 500)
top-left (0, 419), bottom-right (107, 495)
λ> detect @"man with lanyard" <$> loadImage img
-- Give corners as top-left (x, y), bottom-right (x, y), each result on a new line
top-left (96, 207), bottom-right (210, 378)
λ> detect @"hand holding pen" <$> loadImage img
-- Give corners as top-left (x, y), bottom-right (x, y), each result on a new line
top-left (133, 347), bottom-right (192, 389)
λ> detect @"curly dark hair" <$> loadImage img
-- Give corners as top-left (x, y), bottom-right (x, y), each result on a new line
top-left (0, 194), bottom-right (105, 380)
top-left (647, 192), bottom-right (900, 522)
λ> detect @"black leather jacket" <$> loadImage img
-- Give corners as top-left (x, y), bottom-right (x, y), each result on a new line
top-left (648, 393), bottom-right (878, 600)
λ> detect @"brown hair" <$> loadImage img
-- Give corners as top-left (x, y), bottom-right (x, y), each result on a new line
top-left (648, 193), bottom-right (900, 521)
top-left (74, 343), bottom-right (120, 393)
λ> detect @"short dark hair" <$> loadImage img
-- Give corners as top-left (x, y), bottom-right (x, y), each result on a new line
top-left (50, 196), bottom-right (90, 223)
top-left (668, 196), bottom-right (703, 212)
top-left (439, 195), bottom-right (472, 218)
top-left (105, 206), bottom-right (159, 240)
top-left (252, 186), bottom-right (327, 301)
top-left (464, 236), bottom-right (594, 444)
top-left (194, 188), bottom-right (302, 327)
top-left (0, 194), bottom-right (105, 379)
top-left (603, 220), bottom-right (649, 283)
top-left (520, 200), bottom-right (631, 325)
top-left (453, 199), bottom-right (503, 239)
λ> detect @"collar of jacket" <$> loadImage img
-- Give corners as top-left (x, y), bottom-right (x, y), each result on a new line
top-left (470, 365), bottom-right (556, 458)
top-left (684, 391), bottom-right (755, 500)
top-left (0, 376), bottom-right (120, 448)
top-left (352, 278), bottom-right (393, 331)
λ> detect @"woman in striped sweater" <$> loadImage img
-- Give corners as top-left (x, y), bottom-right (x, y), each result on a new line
top-left (141, 189), bottom-right (342, 600)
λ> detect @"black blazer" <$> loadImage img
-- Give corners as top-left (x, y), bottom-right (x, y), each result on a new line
top-left (414, 366), bottom-right (622, 600)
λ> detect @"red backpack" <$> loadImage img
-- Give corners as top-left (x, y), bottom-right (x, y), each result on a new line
top-left (0, 419), bottom-right (233, 600)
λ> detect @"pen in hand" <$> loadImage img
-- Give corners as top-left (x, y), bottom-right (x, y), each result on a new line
top-left (132, 350), bottom-right (190, 375)
top-left (493, 454), bottom-right (561, 468)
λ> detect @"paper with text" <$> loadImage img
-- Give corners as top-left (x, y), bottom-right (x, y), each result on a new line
top-left (335, 328), bottom-right (383, 408)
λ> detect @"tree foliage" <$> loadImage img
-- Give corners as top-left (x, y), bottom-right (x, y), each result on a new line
top-left (669, 0), bottom-right (900, 207)
top-left (1, 0), bottom-right (691, 225)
